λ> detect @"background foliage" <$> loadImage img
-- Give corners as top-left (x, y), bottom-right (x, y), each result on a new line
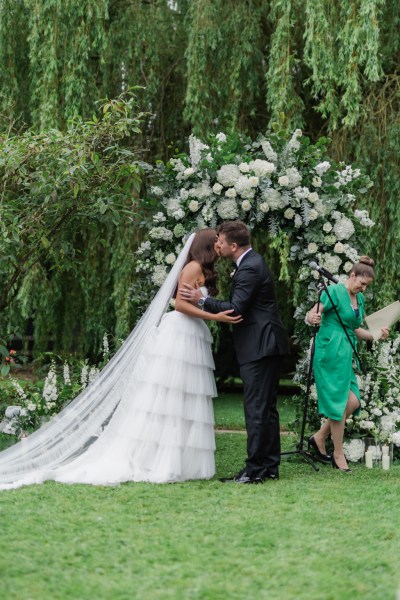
top-left (0, 0), bottom-right (399, 361)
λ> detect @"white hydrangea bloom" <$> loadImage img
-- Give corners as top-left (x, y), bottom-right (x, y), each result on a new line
top-left (212, 182), bottom-right (223, 195)
top-left (217, 199), bottom-right (239, 220)
top-left (392, 431), bottom-right (400, 446)
top-left (150, 186), bottom-right (163, 196)
top-left (149, 227), bottom-right (173, 241)
top-left (189, 135), bottom-right (209, 167)
top-left (286, 167), bottom-right (302, 187)
top-left (333, 216), bottom-right (355, 241)
top-left (137, 240), bottom-right (151, 254)
top-left (308, 192), bottom-right (319, 203)
top-left (216, 132), bottom-right (227, 142)
top-left (152, 265), bottom-right (168, 286)
top-left (309, 209), bottom-right (318, 221)
top-left (234, 176), bottom-right (255, 199)
top-left (153, 211), bottom-right (167, 223)
top-left (262, 188), bottom-right (283, 210)
top-left (189, 181), bottom-right (212, 199)
top-left (320, 252), bottom-right (342, 274)
top-left (354, 209), bottom-right (374, 227)
top-left (216, 164), bottom-right (241, 187)
top-left (343, 439), bottom-right (365, 462)
top-left (248, 159), bottom-right (275, 177)
top-left (180, 189), bottom-right (189, 200)
top-left (239, 162), bottom-right (250, 173)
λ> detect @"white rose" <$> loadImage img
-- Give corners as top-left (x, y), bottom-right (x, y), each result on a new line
top-left (165, 253), bottom-right (176, 265)
top-left (239, 162), bottom-right (250, 173)
top-left (309, 209), bottom-right (318, 220)
top-left (323, 222), bottom-right (333, 233)
top-left (344, 261), bottom-right (353, 272)
top-left (225, 187), bottom-right (237, 198)
top-left (188, 200), bottom-right (199, 212)
top-left (241, 200), bottom-right (251, 211)
top-left (249, 176), bottom-right (259, 187)
top-left (312, 176), bottom-right (322, 187)
top-left (213, 182), bottom-right (223, 195)
top-left (284, 208), bottom-right (295, 219)
top-left (259, 202), bottom-right (269, 213)
top-left (334, 242), bottom-right (344, 253)
top-left (308, 192), bottom-right (319, 203)
top-left (278, 175), bottom-right (290, 186)
top-left (308, 242), bottom-right (318, 254)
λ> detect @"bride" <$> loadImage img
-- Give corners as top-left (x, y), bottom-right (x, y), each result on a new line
top-left (0, 228), bottom-right (241, 489)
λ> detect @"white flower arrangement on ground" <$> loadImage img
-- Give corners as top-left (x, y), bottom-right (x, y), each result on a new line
top-left (345, 335), bottom-right (400, 448)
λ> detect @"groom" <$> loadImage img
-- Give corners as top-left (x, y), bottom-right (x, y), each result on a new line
top-left (180, 220), bottom-right (288, 483)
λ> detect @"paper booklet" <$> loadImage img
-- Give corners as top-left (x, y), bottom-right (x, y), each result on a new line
top-left (365, 301), bottom-right (400, 341)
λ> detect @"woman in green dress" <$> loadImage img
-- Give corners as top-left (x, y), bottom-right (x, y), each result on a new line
top-left (305, 256), bottom-right (389, 472)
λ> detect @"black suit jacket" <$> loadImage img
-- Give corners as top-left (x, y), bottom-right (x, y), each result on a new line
top-left (204, 250), bottom-right (288, 365)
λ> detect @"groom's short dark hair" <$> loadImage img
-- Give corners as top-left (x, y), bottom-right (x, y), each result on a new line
top-left (217, 221), bottom-right (251, 247)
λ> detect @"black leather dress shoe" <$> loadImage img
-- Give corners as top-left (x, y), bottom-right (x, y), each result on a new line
top-left (219, 472), bottom-right (263, 484)
top-left (262, 472), bottom-right (279, 481)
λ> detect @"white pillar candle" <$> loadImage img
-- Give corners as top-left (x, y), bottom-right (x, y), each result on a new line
top-left (365, 450), bottom-right (373, 468)
top-left (382, 445), bottom-right (389, 456)
top-left (382, 455), bottom-right (390, 471)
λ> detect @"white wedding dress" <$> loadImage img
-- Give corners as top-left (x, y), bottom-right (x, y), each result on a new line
top-left (0, 235), bottom-right (216, 489)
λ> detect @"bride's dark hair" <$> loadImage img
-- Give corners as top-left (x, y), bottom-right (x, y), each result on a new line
top-left (185, 228), bottom-right (218, 296)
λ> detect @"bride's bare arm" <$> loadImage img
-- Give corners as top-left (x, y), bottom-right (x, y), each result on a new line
top-left (175, 262), bottom-right (242, 324)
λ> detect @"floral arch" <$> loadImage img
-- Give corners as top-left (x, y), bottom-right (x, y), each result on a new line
top-left (134, 127), bottom-right (400, 451)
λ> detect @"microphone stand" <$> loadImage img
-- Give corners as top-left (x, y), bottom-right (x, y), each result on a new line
top-left (281, 276), bottom-right (326, 471)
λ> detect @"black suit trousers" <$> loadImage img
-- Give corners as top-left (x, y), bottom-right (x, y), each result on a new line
top-left (240, 355), bottom-right (281, 477)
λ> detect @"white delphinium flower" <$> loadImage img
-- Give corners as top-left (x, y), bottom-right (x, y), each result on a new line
top-left (189, 135), bottom-right (209, 167)
top-left (170, 157), bottom-right (186, 172)
top-left (308, 192), bottom-right (319, 203)
top-left (165, 253), bottom-right (176, 265)
top-left (315, 161), bottom-right (331, 176)
top-left (103, 334), bottom-right (109, 356)
top-left (152, 265), bottom-right (168, 286)
top-left (89, 366), bottom-right (99, 383)
top-left (137, 240), bottom-right (151, 255)
top-left (10, 378), bottom-right (27, 401)
top-left (354, 209), bottom-right (374, 227)
top-left (307, 243), bottom-right (318, 254)
top-left (294, 214), bottom-right (303, 228)
top-left (241, 200), bottom-right (252, 211)
top-left (278, 175), bottom-right (290, 187)
top-left (153, 211), bottom-right (166, 223)
top-left (150, 186), bottom-right (163, 196)
top-left (149, 227), bottom-right (173, 241)
top-left (63, 362), bottom-right (71, 385)
top-left (286, 129), bottom-right (302, 152)
top-left (43, 363), bottom-right (58, 403)
top-left (201, 202), bottom-right (214, 223)
top-left (239, 162), bottom-right (251, 173)
top-left (333, 216), bottom-right (355, 241)
top-left (81, 364), bottom-right (88, 388)
top-left (216, 164), bottom-right (241, 187)
top-left (284, 208), bottom-right (295, 220)
top-left (183, 167), bottom-right (195, 179)
top-left (217, 199), bottom-right (239, 220)
top-left (312, 176), bottom-right (322, 187)
top-left (334, 242), bottom-right (344, 253)
top-left (205, 153), bottom-right (213, 163)
top-left (248, 159), bottom-right (275, 177)
top-left (188, 200), bottom-right (199, 212)
top-left (261, 140), bottom-right (278, 162)
top-left (216, 132), bottom-right (227, 142)
top-left (286, 167), bottom-right (302, 187)
top-left (212, 182), bottom-right (223, 195)
top-left (323, 222), bottom-right (333, 233)
top-left (225, 187), bottom-right (237, 198)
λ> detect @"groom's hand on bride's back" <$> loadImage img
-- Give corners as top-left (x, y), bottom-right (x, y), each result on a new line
top-left (178, 282), bottom-right (202, 304)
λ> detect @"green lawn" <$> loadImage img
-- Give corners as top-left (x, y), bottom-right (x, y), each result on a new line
top-left (0, 396), bottom-right (399, 600)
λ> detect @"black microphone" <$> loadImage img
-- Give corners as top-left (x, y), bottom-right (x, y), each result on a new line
top-left (309, 261), bottom-right (339, 284)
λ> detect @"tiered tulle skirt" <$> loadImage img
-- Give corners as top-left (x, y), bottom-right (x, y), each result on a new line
top-left (53, 311), bottom-right (217, 485)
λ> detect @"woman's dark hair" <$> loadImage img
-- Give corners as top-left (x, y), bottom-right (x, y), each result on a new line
top-left (185, 228), bottom-right (218, 296)
top-left (350, 255), bottom-right (375, 279)
top-left (216, 220), bottom-right (251, 247)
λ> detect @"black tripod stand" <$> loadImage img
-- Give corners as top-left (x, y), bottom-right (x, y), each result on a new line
top-left (281, 277), bottom-right (328, 471)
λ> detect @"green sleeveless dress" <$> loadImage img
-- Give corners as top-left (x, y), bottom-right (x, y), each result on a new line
top-left (313, 283), bottom-right (365, 421)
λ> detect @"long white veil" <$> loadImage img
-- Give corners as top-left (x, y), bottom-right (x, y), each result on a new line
top-left (0, 233), bottom-right (196, 487)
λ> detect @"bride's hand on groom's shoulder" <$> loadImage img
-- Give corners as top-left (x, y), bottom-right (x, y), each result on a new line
top-left (217, 309), bottom-right (243, 324)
